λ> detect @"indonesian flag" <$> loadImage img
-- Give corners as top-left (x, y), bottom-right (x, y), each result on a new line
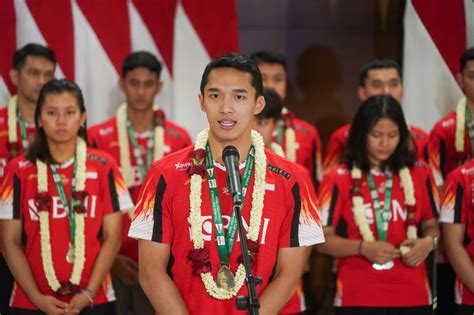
top-left (0, 0), bottom-right (238, 139)
top-left (403, 0), bottom-right (474, 132)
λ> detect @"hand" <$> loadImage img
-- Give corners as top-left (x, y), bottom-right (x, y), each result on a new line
top-left (65, 292), bottom-right (91, 314)
top-left (400, 237), bottom-right (433, 267)
top-left (111, 254), bottom-right (139, 285)
top-left (32, 294), bottom-right (68, 314)
top-left (360, 241), bottom-right (400, 264)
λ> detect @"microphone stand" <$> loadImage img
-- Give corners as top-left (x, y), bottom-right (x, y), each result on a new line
top-left (233, 194), bottom-right (262, 315)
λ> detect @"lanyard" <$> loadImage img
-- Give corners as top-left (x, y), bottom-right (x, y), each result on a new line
top-left (126, 122), bottom-right (154, 180)
top-left (276, 122), bottom-right (285, 146)
top-left (205, 143), bottom-right (254, 264)
top-left (465, 108), bottom-right (474, 158)
top-left (366, 171), bottom-right (393, 242)
top-left (50, 161), bottom-right (77, 246)
top-left (17, 115), bottom-right (29, 150)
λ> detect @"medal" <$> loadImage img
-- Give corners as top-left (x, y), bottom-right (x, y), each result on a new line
top-left (372, 260), bottom-right (394, 270)
top-left (216, 265), bottom-right (235, 289)
top-left (66, 244), bottom-right (75, 264)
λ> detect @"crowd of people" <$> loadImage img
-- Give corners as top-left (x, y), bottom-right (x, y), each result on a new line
top-left (0, 42), bottom-right (473, 315)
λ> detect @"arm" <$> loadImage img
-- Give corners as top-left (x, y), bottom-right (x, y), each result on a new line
top-left (68, 211), bottom-right (122, 312)
top-left (138, 240), bottom-right (188, 314)
top-left (401, 218), bottom-right (439, 267)
top-left (317, 226), bottom-right (400, 264)
top-left (258, 246), bottom-right (310, 315)
top-left (443, 223), bottom-right (474, 292)
top-left (2, 220), bottom-right (69, 313)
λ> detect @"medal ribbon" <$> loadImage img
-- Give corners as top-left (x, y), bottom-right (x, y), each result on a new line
top-left (50, 161), bottom-right (77, 246)
top-left (276, 123), bottom-right (284, 146)
top-left (17, 115), bottom-right (29, 150)
top-left (366, 171), bottom-right (393, 242)
top-left (465, 107), bottom-right (474, 158)
top-left (205, 143), bottom-right (254, 265)
top-left (126, 121), bottom-right (154, 180)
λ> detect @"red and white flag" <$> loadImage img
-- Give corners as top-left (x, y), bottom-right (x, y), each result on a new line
top-left (0, 0), bottom-right (239, 138)
top-left (403, 0), bottom-right (474, 132)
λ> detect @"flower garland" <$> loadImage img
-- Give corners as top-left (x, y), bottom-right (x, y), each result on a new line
top-left (270, 142), bottom-right (285, 157)
top-left (188, 128), bottom-right (266, 299)
top-left (281, 107), bottom-right (296, 162)
top-left (116, 103), bottom-right (165, 187)
top-left (7, 95), bottom-right (18, 144)
top-left (351, 165), bottom-right (417, 253)
top-left (455, 96), bottom-right (467, 153)
top-left (36, 138), bottom-right (87, 295)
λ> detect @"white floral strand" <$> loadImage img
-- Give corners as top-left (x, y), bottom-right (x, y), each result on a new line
top-left (352, 166), bottom-right (417, 251)
top-left (270, 142), bottom-right (285, 157)
top-left (37, 138), bottom-right (87, 291)
top-left (7, 95), bottom-right (18, 143)
top-left (455, 96), bottom-right (467, 153)
top-left (281, 107), bottom-right (296, 162)
top-left (189, 128), bottom-right (266, 299)
top-left (117, 103), bottom-right (165, 187)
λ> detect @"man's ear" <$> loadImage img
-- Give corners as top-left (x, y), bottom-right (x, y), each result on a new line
top-left (9, 69), bottom-right (19, 87)
top-left (199, 94), bottom-right (205, 112)
top-left (254, 95), bottom-right (265, 115)
top-left (357, 86), bottom-right (367, 102)
top-left (456, 72), bottom-right (464, 90)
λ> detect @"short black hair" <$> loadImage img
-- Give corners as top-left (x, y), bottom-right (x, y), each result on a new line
top-left (122, 51), bottom-right (162, 78)
top-left (359, 59), bottom-right (402, 87)
top-left (29, 79), bottom-right (87, 164)
top-left (460, 47), bottom-right (474, 73)
top-left (250, 50), bottom-right (287, 70)
top-left (200, 53), bottom-right (263, 97)
top-left (13, 43), bottom-right (56, 70)
top-left (343, 95), bottom-right (415, 173)
top-left (257, 88), bottom-right (283, 121)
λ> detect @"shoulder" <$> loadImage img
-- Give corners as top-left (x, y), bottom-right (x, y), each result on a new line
top-left (149, 145), bottom-right (194, 176)
top-left (163, 120), bottom-right (191, 140)
top-left (431, 111), bottom-right (456, 133)
top-left (326, 164), bottom-right (350, 181)
top-left (446, 159), bottom-right (474, 184)
top-left (7, 155), bottom-right (35, 175)
top-left (409, 124), bottom-right (428, 139)
top-left (292, 117), bottom-right (318, 137)
top-left (336, 124), bottom-right (351, 138)
top-left (88, 117), bottom-right (117, 138)
top-left (0, 107), bottom-right (8, 128)
top-left (409, 160), bottom-right (432, 178)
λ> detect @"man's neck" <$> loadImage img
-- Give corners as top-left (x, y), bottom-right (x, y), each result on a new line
top-left (48, 138), bottom-right (77, 164)
top-left (467, 97), bottom-right (474, 116)
top-left (16, 94), bottom-right (36, 124)
top-left (127, 106), bottom-right (154, 133)
top-left (208, 131), bottom-right (253, 165)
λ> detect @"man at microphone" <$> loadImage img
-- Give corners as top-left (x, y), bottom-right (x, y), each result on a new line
top-left (128, 53), bottom-right (325, 314)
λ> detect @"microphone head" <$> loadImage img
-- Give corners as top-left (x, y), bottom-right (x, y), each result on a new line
top-left (222, 145), bottom-right (240, 161)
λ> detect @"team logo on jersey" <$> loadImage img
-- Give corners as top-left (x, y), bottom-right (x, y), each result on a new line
top-left (175, 161), bottom-right (193, 171)
top-left (336, 168), bottom-right (348, 175)
top-left (461, 167), bottom-right (474, 175)
top-left (27, 195), bottom-right (98, 221)
top-left (441, 119), bottom-right (455, 128)
top-left (99, 126), bottom-right (114, 136)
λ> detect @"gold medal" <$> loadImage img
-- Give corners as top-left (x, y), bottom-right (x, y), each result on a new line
top-left (66, 245), bottom-right (75, 264)
top-left (216, 265), bottom-right (235, 289)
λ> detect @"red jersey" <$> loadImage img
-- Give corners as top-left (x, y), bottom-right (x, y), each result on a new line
top-left (0, 149), bottom-right (134, 310)
top-left (129, 147), bottom-right (325, 314)
top-left (439, 159), bottom-right (474, 305)
top-left (0, 106), bottom-right (36, 183)
top-left (275, 117), bottom-right (323, 186)
top-left (88, 115), bottom-right (192, 261)
top-left (428, 111), bottom-right (472, 187)
top-left (318, 162), bottom-right (439, 307)
top-left (323, 123), bottom-right (428, 174)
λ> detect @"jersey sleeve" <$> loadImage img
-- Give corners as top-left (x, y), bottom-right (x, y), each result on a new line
top-left (323, 132), bottom-right (344, 175)
top-left (439, 169), bottom-right (466, 224)
top-left (101, 157), bottom-right (134, 215)
top-left (417, 166), bottom-right (440, 221)
top-left (313, 129), bottom-right (323, 185)
top-left (278, 169), bottom-right (325, 248)
top-left (128, 163), bottom-right (173, 244)
top-left (317, 171), bottom-right (343, 228)
top-left (0, 160), bottom-right (21, 220)
top-left (427, 128), bottom-right (446, 187)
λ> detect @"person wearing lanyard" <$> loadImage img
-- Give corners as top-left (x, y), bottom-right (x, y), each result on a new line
top-left (0, 43), bottom-right (56, 315)
top-left (0, 79), bottom-right (133, 314)
top-left (317, 95), bottom-right (439, 315)
top-left (88, 51), bottom-right (192, 315)
top-left (128, 53), bottom-right (325, 314)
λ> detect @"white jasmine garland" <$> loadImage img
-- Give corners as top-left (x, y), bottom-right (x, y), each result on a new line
top-left (455, 96), bottom-right (467, 153)
top-left (351, 165), bottom-right (416, 248)
top-left (270, 142), bottom-right (285, 157)
top-left (189, 128), bottom-right (266, 299)
top-left (7, 95), bottom-right (18, 143)
top-left (117, 103), bottom-right (165, 187)
top-left (37, 138), bottom-right (87, 292)
top-left (281, 107), bottom-right (296, 162)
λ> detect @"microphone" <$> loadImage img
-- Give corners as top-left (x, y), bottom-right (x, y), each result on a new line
top-left (222, 145), bottom-right (243, 205)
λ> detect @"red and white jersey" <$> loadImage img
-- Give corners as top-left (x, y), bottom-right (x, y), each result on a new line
top-left (0, 106), bottom-right (36, 183)
top-left (439, 159), bottom-right (474, 305)
top-left (88, 115), bottom-right (192, 261)
top-left (275, 117), bottom-right (323, 186)
top-left (323, 123), bottom-right (428, 174)
top-left (0, 149), bottom-right (133, 310)
top-left (129, 147), bottom-right (325, 314)
top-left (428, 111), bottom-right (472, 187)
top-left (318, 162), bottom-right (439, 307)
